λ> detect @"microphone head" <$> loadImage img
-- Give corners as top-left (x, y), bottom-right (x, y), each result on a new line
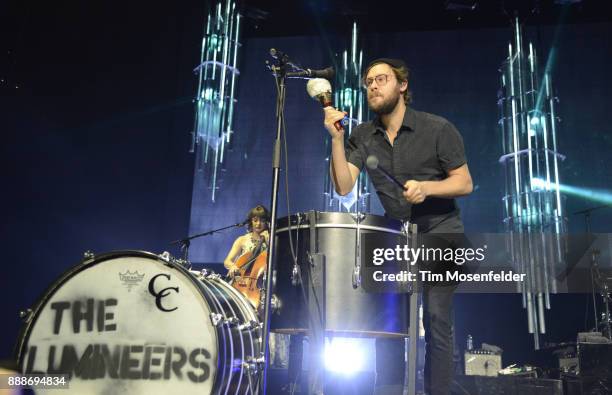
top-left (366, 155), bottom-right (379, 170)
top-left (312, 67), bottom-right (335, 80)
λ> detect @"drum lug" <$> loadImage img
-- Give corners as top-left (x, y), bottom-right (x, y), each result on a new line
top-left (242, 355), bottom-right (265, 372)
top-left (270, 294), bottom-right (282, 313)
top-left (350, 212), bottom-right (366, 223)
top-left (238, 320), bottom-right (260, 331)
top-left (174, 258), bottom-right (191, 269)
top-left (224, 317), bottom-right (240, 327)
top-left (352, 264), bottom-right (362, 289)
top-left (159, 251), bottom-right (172, 265)
top-left (189, 269), bottom-right (210, 280)
top-left (291, 263), bottom-right (301, 286)
top-left (19, 308), bottom-right (33, 323)
top-left (210, 313), bottom-right (223, 326)
top-left (82, 250), bottom-right (95, 261)
top-left (210, 313), bottom-right (240, 327)
top-left (158, 252), bottom-right (191, 269)
top-left (207, 273), bottom-right (222, 281)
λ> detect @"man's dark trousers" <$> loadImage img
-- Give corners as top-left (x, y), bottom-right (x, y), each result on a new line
top-left (375, 216), bottom-right (463, 395)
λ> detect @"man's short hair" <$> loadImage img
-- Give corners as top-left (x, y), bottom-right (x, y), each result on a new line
top-left (364, 58), bottom-right (412, 104)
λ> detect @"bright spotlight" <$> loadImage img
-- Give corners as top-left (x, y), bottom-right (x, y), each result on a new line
top-left (324, 337), bottom-right (365, 375)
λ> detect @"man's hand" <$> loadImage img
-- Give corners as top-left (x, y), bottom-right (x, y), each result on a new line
top-left (323, 107), bottom-right (347, 140)
top-left (403, 180), bottom-right (427, 204)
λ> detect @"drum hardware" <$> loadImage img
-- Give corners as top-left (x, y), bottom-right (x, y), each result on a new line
top-left (293, 212), bottom-right (306, 223)
top-left (18, 308), bottom-right (32, 322)
top-left (174, 258), bottom-right (191, 269)
top-left (291, 264), bottom-right (301, 286)
top-left (224, 317), bottom-right (241, 327)
top-left (258, 293), bottom-right (281, 318)
top-left (207, 272), bottom-right (223, 281)
top-left (158, 251), bottom-right (192, 270)
top-left (243, 356), bottom-right (265, 394)
top-left (210, 313), bottom-right (242, 328)
top-left (306, 250), bottom-right (313, 265)
top-left (83, 250), bottom-right (95, 260)
top-left (351, 212), bottom-right (366, 289)
top-left (189, 269), bottom-right (208, 280)
top-left (244, 355), bottom-right (266, 369)
top-left (159, 251), bottom-right (171, 262)
top-left (270, 294), bottom-right (282, 313)
top-left (290, 214), bottom-right (303, 286)
top-left (238, 320), bottom-right (261, 331)
top-left (210, 312), bottom-right (224, 326)
top-left (352, 266), bottom-right (361, 289)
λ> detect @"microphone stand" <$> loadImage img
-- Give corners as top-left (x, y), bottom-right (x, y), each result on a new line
top-left (169, 222), bottom-right (245, 263)
top-left (258, 50), bottom-right (288, 395)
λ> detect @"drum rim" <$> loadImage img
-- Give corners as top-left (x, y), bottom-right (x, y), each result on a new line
top-left (14, 250), bottom-right (223, 383)
top-left (276, 223), bottom-right (403, 234)
top-left (276, 211), bottom-right (405, 235)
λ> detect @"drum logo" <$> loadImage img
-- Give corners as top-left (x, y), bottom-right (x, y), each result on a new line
top-left (148, 273), bottom-right (179, 312)
top-left (118, 270), bottom-right (145, 292)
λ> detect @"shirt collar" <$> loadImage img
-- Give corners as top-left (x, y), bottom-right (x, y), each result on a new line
top-left (371, 106), bottom-right (416, 135)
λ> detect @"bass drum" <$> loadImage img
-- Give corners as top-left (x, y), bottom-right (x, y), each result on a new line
top-left (16, 251), bottom-right (261, 395)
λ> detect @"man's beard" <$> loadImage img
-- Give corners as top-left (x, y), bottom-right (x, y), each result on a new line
top-left (368, 91), bottom-right (402, 115)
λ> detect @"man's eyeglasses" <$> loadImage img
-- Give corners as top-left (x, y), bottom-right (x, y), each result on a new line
top-left (363, 74), bottom-right (391, 89)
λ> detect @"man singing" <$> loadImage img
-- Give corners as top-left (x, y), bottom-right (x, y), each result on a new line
top-left (323, 58), bottom-right (473, 395)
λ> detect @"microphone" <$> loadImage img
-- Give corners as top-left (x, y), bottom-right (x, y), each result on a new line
top-left (305, 67), bottom-right (335, 79)
top-left (366, 155), bottom-right (407, 191)
top-left (306, 78), bottom-right (349, 131)
top-left (288, 67), bottom-right (335, 80)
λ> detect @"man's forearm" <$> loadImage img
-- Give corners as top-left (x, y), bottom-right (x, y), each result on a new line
top-left (330, 138), bottom-right (355, 195)
top-left (422, 174), bottom-right (473, 198)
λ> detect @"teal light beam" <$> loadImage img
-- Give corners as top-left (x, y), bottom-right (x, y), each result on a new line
top-left (532, 178), bottom-right (612, 205)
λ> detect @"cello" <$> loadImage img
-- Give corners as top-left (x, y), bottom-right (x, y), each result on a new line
top-left (229, 248), bottom-right (267, 309)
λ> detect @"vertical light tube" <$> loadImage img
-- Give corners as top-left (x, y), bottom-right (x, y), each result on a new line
top-left (499, 16), bottom-right (566, 349)
top-left (192, 1), bottom-right (241, 202)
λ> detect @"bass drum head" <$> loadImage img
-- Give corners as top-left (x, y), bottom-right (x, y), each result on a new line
top-left (17, 251), bottom-right (221, 395)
